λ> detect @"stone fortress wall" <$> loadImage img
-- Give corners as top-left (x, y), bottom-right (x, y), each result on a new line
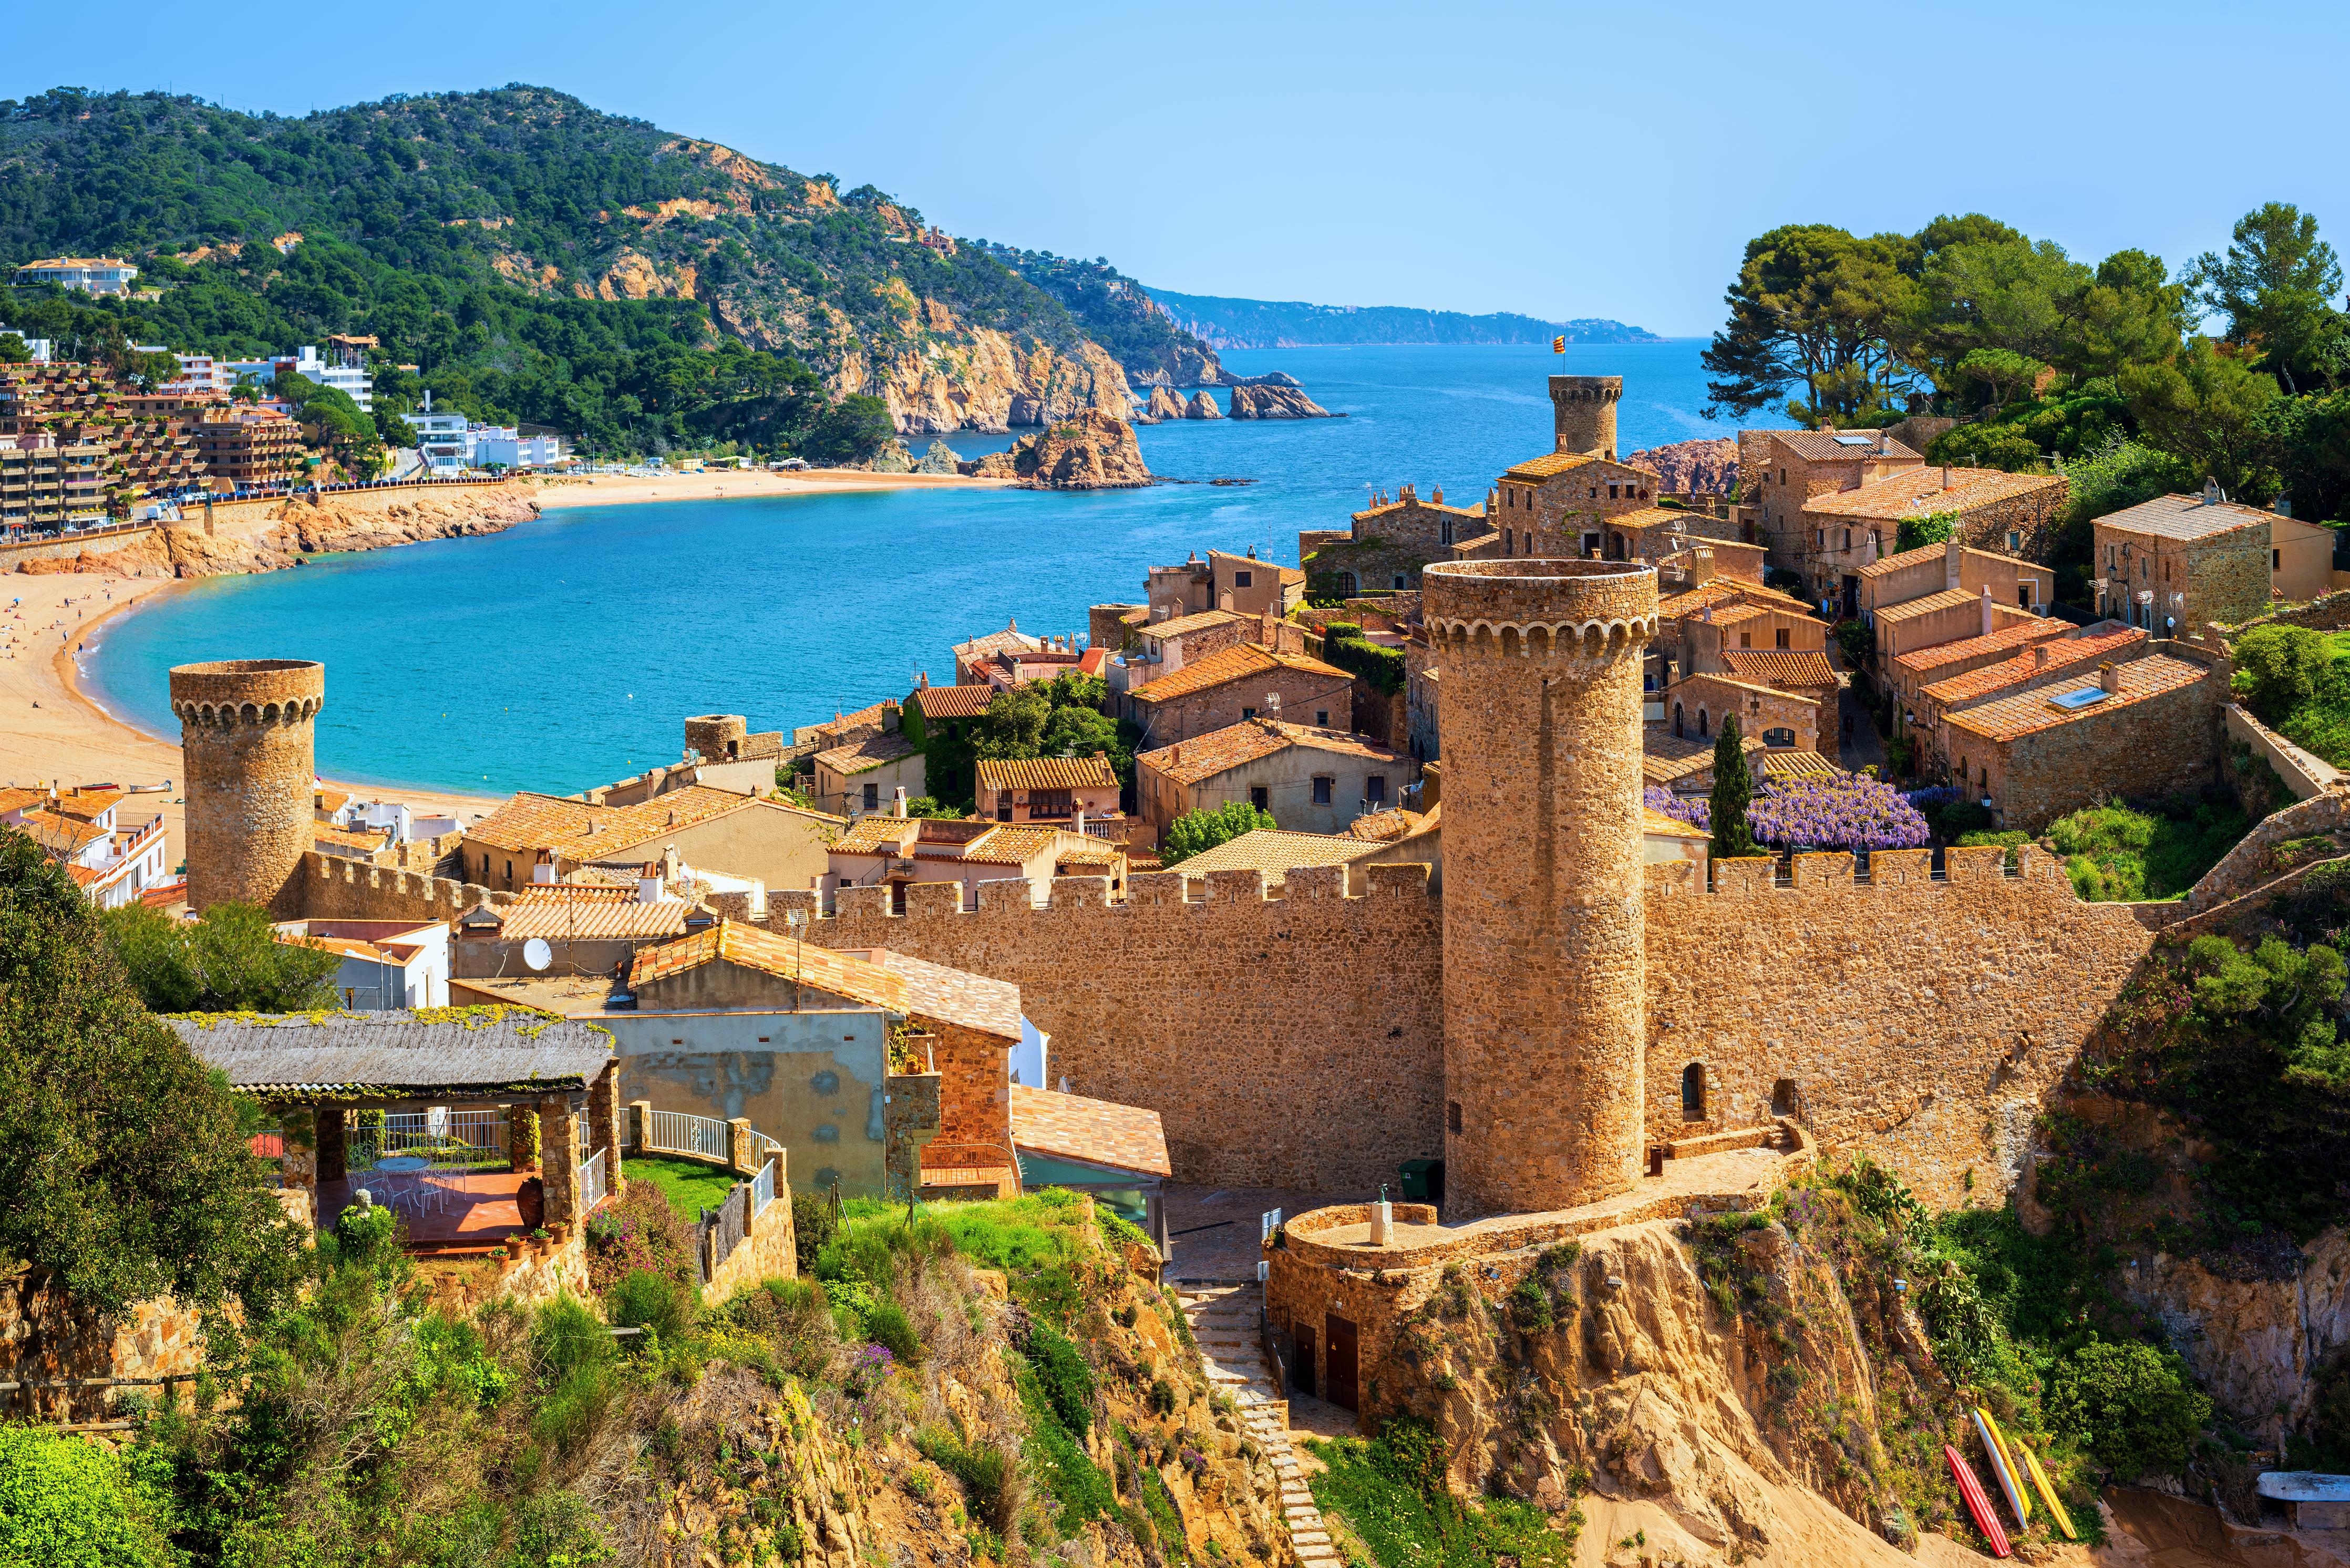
top-left (170, 658), bottom-right (325, 911)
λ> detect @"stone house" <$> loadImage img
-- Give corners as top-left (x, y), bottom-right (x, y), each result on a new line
top-left (1663, 672), bottom-right (1823, 753)
top-left (1136, 719), bottom-right (1413, 840)
top-left (1168, 819), bottom-right (1441, 896)
top-left (901, 682), bottom-right (997, 806)
top-left (1678, 601), bottom-right (1830, 676)
top-left (825, 816), bottom-right (1118, 910)
top-left (1298, 483), bottom-right (1494, 597)
top-left (1910, 623), bottom-right (2148, 766)
top-left (1885, 616), bottom-right (2079, 717)
top-left (952, 621), bottom-right (1044, 685)
top-left (1872, 586), bottom-right (2041, 665)
top-left (1717, 649), bottom-right (1839, 750)
top-left (1654, 577), bottom-right (1819, 679)
top-left (1106, 608), bottom-right (1253, 697)
top-left (1858, 538), bottom-right (2056, 622)
top-left (1088, 603), bottom-right (1149, 653)
top-left (1146, 549), bottom-right (1305, 621)
top-left (1119, 642), bottom-right (1356, 747)
top-left (1488, 451), bottom-right (1668, 561)
top-left (463, 785), bottom-right (840, 896)
top-left (1937, 654), bottom-right (2219, 828)
top-left (1642, 729), bottom-right (1762, 796)
top-left (2093, 486), bottom-right (2282, 633)
top-left (1657, 541), bottom-right (1771, 592)
top-left (2272, 511), bottom-right (2341, 602)
top-left (812, 729), bottom-right (924, 818)
top-left (1737, 427), bottom-right (1925, 569)
top-left (976, 753), bottom-right (1121, 826)
top-left (1800, 466), bottom-right (2070, 616)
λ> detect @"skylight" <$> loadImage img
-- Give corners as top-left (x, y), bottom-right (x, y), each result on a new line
top-left (2049, 686), bottom-right (2110, 710)
top-left (1832, 434), bottom-right (1875, 446)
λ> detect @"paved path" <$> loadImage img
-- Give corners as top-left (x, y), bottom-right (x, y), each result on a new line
top-left (1178, 1283), bottom-right (1341, 1567)
top-left (1839, 682), bottom-right (1888, 773)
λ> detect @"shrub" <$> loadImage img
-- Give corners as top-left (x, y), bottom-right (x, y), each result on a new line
top-left (100, 899), bottom-right (343, 1014)
top-left (863, 1299), bottom-right (923, 1364)
top-left (2046, 1339), bottom-right (2212, 1478)
top-left (1026, 1322), bottom-right (1096, 1438)
top-left (915, 1427), bottom-right (1020, 1534)
top-left (1161, 801), bottom-right (1277, 866)
top-left (0, 1427), bottom-right (180, 1568)
top-left (2050, 797), bottom-right (2249, 901)
top-left (2234, 624), bottom-right (2334, 726)
top-left (792, 1190), bottom-right (841, 1274)
top-left (1747, 775), bottom-right (1931, 853)
top-left (607, 1266), bottom-right (697, 1344)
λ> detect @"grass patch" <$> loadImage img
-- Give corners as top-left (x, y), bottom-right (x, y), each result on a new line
top-left (622, 1153), bottom-right (739, 1224)
top-left (1305, 1420), bottom-right (1574, 1567)
top-left (2048, 796), bottom-right (2249, 901)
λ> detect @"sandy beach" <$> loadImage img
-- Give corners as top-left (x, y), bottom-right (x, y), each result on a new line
top-left (1, 574), bottom-right (503, 878)
top-left (530, 467), bottom-right (1009, 509)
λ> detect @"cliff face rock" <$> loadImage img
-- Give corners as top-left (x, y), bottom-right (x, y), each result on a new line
top-left (961, 409), bottom-right (1153, 490)
top-left (1184, 391), bottom-right (1224, 421)
top-left (26, 486), bottom-right (539, 579)
top-left (1128, 342), bottom-right (1228, 388)
top-left (1142, 386), bottom-right (1187, 423)
top-left (2122, 1226), bottom-right (2350, 1431)
top-left (1627, 436), bottom-right (1740, 496)
top-left (823, 321), bottom-right (1132, 435)
top-left (1228, 384), bottom-right (1334, 419)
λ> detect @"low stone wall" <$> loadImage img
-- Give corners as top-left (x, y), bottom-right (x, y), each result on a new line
top-left (0, 522), bottom-right (159, 570)
top-left (420, 1222), bottom-right (592, 1319)
top-left (703, 1188), bottom-right (798, 1304)
top-left (2184, 788), bottom-right (2350, 914)
top-left (2227, 704), bottom-right (2341, 799)
top-left (0, 1270), bottom-right (205, 1424)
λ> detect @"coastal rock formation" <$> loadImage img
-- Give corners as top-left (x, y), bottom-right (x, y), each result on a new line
top-left (1127, 340), bottom-right (1227, 388)
top-left (1626, 436), bottom-right (1739, 496)
top-left (799, 311), bottom-right (1132, 436)
top-left (1143, 386), bottom-right (1187, 423)
top-left (1183, 391), bottom-right (1223, 420)
top-left (22, 485), bottom-right (540, 580)
top-left (1227, 383), bottom-right (1334, 419)
top-left (958, 409), bottom-right (1152, 490)
top-left (1224, 371), bottom-right (1303, 389)
top-left (914, 438), bottom-right (959, 474)
top-left (2125, 1225), bottom-right (2350, 1432)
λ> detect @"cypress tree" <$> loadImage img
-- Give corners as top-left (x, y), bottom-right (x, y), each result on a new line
top-left (1709, 714), bottom-right (1757, 859)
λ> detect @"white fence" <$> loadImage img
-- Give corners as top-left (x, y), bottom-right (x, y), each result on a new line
top-left (348, 1108), bottom-right (508, 1168)
top-left (638, 1109), bottom-right (731, 1161)
top-left (580, 1148), bottom-right (608, 1213)
top-left (750, 1155), bottom-right (778, 1217)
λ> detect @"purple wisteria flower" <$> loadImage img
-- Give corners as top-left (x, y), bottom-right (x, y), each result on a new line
top-left (1746, 776), bottom-right (1931, 852)
top-left (1644, 786), bottom-right (1709, 828)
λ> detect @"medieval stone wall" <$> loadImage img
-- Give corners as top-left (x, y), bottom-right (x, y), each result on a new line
top-left (170, 658), bottom-right (324, 912)
top-left (286, 850), bottom-right (516, 924)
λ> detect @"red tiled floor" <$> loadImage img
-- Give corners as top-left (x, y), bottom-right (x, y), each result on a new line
top-left (316, 1170), bottom-right (530, 1248)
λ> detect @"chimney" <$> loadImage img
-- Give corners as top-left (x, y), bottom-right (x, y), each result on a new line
top-left (1246, 545), bottom-right (1257, 559)
top-left (532, 848), bottom-right (556, 884)
top-left (662, 844), bottom-right (682, 883)
top-left (1945, 538), bottom-right (1963, 590)
top-left (1941, 463), bottom-right (1952, 490)
top-left (1075, 808), bottom-right (1086, 835)
top-left (2033, 645), bottom-right (2049, 671)
top-left (893, 786), bottom-right (908, 818)
top-left (1171, 743), bottom-right (1182, 766)
top-left (2203, 477), bottom-right (2223, 506)
top-left (916, 669), bottom-right (929, 689)
top-left (881, 700), bottom-right (900, 734)
top-left (1689, 547), bottom-right (1715, 587)
top-left (637, 864), bottom-right (662, 903)
top-left (2099, 661), bottom-right (2121, 695)
top-left (1981, 585), bottom-right (1995, 638)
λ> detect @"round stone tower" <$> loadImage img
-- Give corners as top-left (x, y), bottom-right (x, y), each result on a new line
top-left (685, 714), bottom-right (748, 761)
top-left (169, 659), bottom-right (325, 912)
top-left (1421, 559), bottom-right (1657, 1218)
top-left (1549, 375), bottom-right (1623, 460)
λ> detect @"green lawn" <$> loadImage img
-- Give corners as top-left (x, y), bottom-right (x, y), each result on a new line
top-left (623, 1154), bottom-right (740, 1224)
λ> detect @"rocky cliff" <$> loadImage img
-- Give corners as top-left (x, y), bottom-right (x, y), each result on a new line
top-left (18, 485), bottom-right (539, 579)
top-left (1626, 437), bottom-right (1740, 495)
top-left (1184, 391), bottom-right (1223, 421)
top-left (1228, 384), bottom-right (1335, 419)
top-left (1141, 386), bottom-right (1187, 424)
top-left (961, 410), bottom-right (1153, 490)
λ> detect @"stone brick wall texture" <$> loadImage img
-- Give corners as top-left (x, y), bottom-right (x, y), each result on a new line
top-left (1131, 664), bottom-right (1355, 746)
top-left (170, 658), bottom-right (324, 912)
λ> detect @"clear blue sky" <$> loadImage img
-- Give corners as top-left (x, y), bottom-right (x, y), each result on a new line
top-left (9, 0), bottom-right (2347, 337)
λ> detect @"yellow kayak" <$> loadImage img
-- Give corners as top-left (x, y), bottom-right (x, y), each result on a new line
top-left (1974, 1408), bottom-right (2032, 1525)
top-left (2012, 1433), bottom-right (2078, 1541)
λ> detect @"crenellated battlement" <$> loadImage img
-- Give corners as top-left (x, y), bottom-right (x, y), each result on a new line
top-left (770, 862), bottom-right (1435, 929)
top-left (1648, 842), bottom-right (2069, 900)
top-left (290, 850), bottom-right (516, 921)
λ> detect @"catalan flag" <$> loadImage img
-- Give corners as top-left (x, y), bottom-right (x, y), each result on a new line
top-left (1551, 336), bottom-right (1565, 353)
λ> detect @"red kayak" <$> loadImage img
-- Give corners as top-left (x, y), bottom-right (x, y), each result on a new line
top-left (1944, 1443), bottom-right (2012, 1557)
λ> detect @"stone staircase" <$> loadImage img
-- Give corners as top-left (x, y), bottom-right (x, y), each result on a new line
top-left (1178, 1283), bottom-right (1339, 1567)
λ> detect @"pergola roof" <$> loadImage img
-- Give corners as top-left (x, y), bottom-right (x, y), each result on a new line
top-left (169, 1008), bottom-right (614, 1102)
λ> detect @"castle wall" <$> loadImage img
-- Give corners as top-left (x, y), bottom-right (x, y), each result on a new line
top-left (788, 865), bottom-right (1445, 1192)
top-left (287, 850), bottom-right (516, 924)
top-left (1642, 844), bottom-right (2154, 1212)
top-left (170, 658), bottom-right (324, 912)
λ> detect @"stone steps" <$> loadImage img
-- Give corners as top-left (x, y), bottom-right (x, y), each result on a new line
top-left (1179, 1282), bottom-right (1336, 1568)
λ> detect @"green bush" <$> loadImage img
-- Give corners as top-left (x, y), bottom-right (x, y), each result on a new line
top-left (607, 1266), bottom-right (697, 1344)
top-left (2234, 624), bottom-right (2335, 726)
top-left (863, 1298), bottom-right (923, 1364)
top-left (1161, 801), bottom-right (1277, 866)
top-left (792, 1190), bottom-right (841, 1274)
top-left (2046, 1339), bottom-right (2212, 1478)
top-left (915, 1426), bottom-right (1018, 1534)
top-left (1319, 621), bottom-right (1406, 697)
top-left (2050, 797), bottom-right (2249, 901)
top-left (100, 899), bottom-right (345, 1014)
top-left (0, 1427), bottom-right (181, 1568)
top-left (1026, 1322), bottom-right (1096, 1438)
top-left (1304, 1418), bottom-right (1573, 1567)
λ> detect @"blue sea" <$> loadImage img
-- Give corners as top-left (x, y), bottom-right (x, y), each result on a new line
top-left (88, 341), bottom-right (1772, 797)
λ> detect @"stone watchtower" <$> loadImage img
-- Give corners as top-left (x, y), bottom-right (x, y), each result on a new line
top-left (1421, 560), bottom-right (1657, 1217)
top-left (685, 714), bottom-right (748, 762)
top-left (169, 659), bottom-right (325, 913)
top-left (1550, 375), bottom-right (1622, 460)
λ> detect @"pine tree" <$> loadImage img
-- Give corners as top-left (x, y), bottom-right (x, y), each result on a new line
top-left (1709, 715), bottom-right (1757, 859)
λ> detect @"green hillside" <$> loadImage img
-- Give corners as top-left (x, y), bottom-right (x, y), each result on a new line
top-left (1147, 289), bottom-right (1662, 349)
top-left (0, 86), bottom-right (1183, 456)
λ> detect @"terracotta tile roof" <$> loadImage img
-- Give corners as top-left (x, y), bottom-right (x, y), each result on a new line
top-left (1011, 1084), bottom-right (1172, 1177)
top-left (17, 810), bottom-right (106, 851)
top-left (909, 685), bottom-right (997, 720)
top-left (1125, 643), bottom-right (1351, 706)
top-left (1054, 841), bottom-right (1122, 868)
top-left (629, 920), bottom-right (911, 1010)
top-left (1147, 608), bottom-right (1250, 641)
top-left (1657, 580), bottom-right (1809, 620)
top-left (953, 825), bottom-right (1062, 866)
top-left (2095, 492), bottom-right (2276, 542)
top-left (288, 933), bottom-right (415, 963)
top-left (1172, 828), bottom-right (1371, 879)
top-left (1078, 647), bottom-right (1109, 677)
top-left (1805, 466), bottom-right (2063, 520)
top-left (493, 892), bottom-right (692, 942)
top-left (1501, 451), bottom-right (1599, 481)
top-left (977, 754), bottom-right (1118, 793)
top-left (1943, 654), bottom-right (2210, 744)
top-left (315, 823), bottom-right (391, 854)
top-left (1761, 429), bottom-right (1922, 462)
top-left (954, 625), bottom-right (1043, 661)
top-left (1857, 540), bottom-right (2036, 580)
top-left (1614, 506), bottom-right (1704, 534)
top-left (831, 816), bottom-right (925, 856)
top-left (1921, 626), bottom-right (2149, 706)
top-left (313, 788), bottom-right (352, 816)
top-left (1876, 587), bottom-right (1992, 625)
top-left (839, 947), bottom-right (1021, 1038)
top-left (0, 787), bottom-right (50, 817)
top-left (1705, 604), bottom-right (1768, 627)
top-left (1338, 806), bottom-right (1427, 843)
top-left (1138, 719), bottom-right (1407, 787)
top-left (1890, 616), bottom-right (2071, 675)
top-left (1643, 730), bottom-right (1761, 786)
top-left (807, 700), bottom-right (889, 741)
top-left (1643, 808), bottom-right (1709, 840)
top-left (1759, 749), bottom-right (1842, 780)
top-left (45, 787), bottom-right (122, 822)
top-left (1719, 649), bottom-right (1839, 689)
top-left (139, 877), bottom-right (187, 909)
top-left (469, 785), bottom-right (775, 857)
top-left (813, 731), bottom-right (917, 777)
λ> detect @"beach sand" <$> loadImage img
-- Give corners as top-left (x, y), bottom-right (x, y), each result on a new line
top-left (530, 467), bottom-right (1009, 509)
top-left (1, 574), bottom-right (502, 879)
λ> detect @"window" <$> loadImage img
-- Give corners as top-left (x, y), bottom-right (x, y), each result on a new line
top-left (1609, 483), bottom-right (1620, 499)
top-left (2008, 531), bottom-right (2021, 552)
top-left (504, 860), bottom-right (513, 885)
top-left (2018, 585), bottom-right (2033, 608)
top-left (1779, 469), bottom-right (1787, 485)
top-left (1504, 529), bottom-right (1514, 555)
top-left (1233, 570), bottom-right (1253, 588)
top-left (1315, 710), bottom-right (1330, 726)
top-left (2275, 549), bottom-right (2283, 571)
top-left (1739, 632), bottom-right (1753, 648)
top-left (1366, 775), bottom-right (1387, 804)
top-left (1251, 785), bottom-right (1269, 811)
top-left (1697, 709), bottom-right (1709, 737)
top-left (1816, 528), bottom-right (1825, 548)
top-left (1583, 531), bottom-right (1601, 556)
top-left (1241, 706), bottom-right (1258, 721)
top-left (1393, 573), bottom-right (1408, 590)
top-left (1312, 776), bottom-right (1333, 805)
top-left (1775, 628), bottom-right (1790, 649)
top-left (2107, 543), bottom-right (2117, 568)
top-left (1762, 726), bottom-right (1795, 746)
top-left (1447, 1101), bottom-right (1462, 1134)
top-left (862, 782), bottom-right (879, 811)
top-left (1682, 1062), bottom-right (1706, 1121)
top-left (1673, 702), bottom-right (1685, 737)
top-left (1842, 528), bottom-right (1852, 550)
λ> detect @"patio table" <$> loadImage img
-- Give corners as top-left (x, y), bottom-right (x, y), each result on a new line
top-left (372, 1154), bottom-right (429, 1212)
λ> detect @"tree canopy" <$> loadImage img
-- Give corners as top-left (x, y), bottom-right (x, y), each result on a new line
top-left (1160, 801), bottom-right (1277, 866)
top-left (101, 900), bottom-right (344, 1014)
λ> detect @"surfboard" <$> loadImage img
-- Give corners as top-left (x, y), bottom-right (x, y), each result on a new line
top-left (1944, 1443), bottom-right (2012, 1557)
top-left (2013, 1437), bottom-right (2078, 1540)
top-left (1974, 1408), bottom-right (2032, 1526)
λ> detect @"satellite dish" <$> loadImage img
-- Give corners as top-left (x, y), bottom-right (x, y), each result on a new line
top-left (522, 937), bottom-right (553, 973)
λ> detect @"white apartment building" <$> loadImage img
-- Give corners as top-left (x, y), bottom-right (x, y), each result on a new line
top-left (212, 346), bottom-right (374, 410)
top-left (397, 393), bottom-right (563, 472)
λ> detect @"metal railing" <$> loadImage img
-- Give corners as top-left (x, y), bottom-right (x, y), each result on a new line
top-left (750, 1155), bottom-right (777, 1217)
top-left (580, 1148), bottom-right (609, 1213)
top-left (347, 1109), bottom-right (509, 1169)
top-left (641, 1109), bottom-right (731, 1162)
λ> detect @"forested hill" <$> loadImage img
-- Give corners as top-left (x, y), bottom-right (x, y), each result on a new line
top-left (1147, 290), bottom-right (1663, 349)
top-left (0, 86), bottom-right (1216, 452)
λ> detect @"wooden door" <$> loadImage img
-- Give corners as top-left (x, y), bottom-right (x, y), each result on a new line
top-left (1326, 1314), bottom-right (1359, 1412)
top-left (1291, 1320), bottom-right (1316, 1398)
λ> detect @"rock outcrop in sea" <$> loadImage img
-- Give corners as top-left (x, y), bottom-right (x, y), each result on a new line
top-left (1227, 384), bottom-right (1334, 419)
top-left (1626, 436), bottom-right (1739, 495)
top-left (958, 410), bottom-right (1153, 490)
top-left (1141, 386), bottom-right (1187, 423)
top-left (1183, 391), bottom-right (1223, 421)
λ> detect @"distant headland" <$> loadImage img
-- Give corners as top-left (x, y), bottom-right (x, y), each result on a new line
top-left (1146, 290), bottom-right (1664, 350)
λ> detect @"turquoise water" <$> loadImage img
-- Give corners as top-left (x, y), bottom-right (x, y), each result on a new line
top-left (89, 341), bottom-right (1775, 797)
